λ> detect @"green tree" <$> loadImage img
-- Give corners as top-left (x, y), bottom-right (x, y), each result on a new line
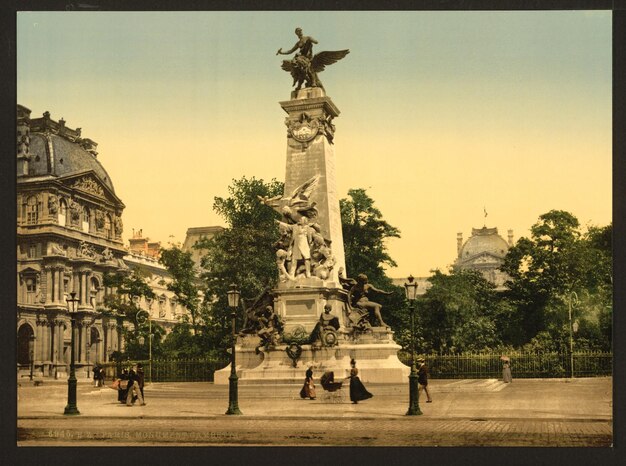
top-left (501, 211), bottom-right (612, 348)
top-left (102, 269), bottom-right (158, 360)
top-left (159, 245), bottom-right (203, 335)
top-left (195, 176), bottom-right (284, 353)
top-left (339, 188), bottom-right (406, 338)
top-left (417, 269), bottom-right (504, 353)
top-left (340, 188), bottom-right (401, 286)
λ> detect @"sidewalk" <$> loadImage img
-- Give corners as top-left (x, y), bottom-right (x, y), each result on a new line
top-left (18, 377), bottom-right (612, 420)
top-left (17, 377), bottom-right (613, 446)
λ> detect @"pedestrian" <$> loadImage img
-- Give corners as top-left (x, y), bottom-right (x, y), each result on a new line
top-left (93, 364), bottom-right (100, 387)
top-left (417, 357), bottom-right (433, 403)
top-left (348, 359), bottom-right (373, 404)
top-left (502, 358), bottom-right (513, 383)
top-left (136, 363), bottom-right (145, 399)
top-left (117, 368), bottom-right (129, 403)
top-left (99, 365), bottom-right (105, 387)
top-left (299, 366), bottom-right (316, 400)
top-left (126, 365), bottom-right (146, 406)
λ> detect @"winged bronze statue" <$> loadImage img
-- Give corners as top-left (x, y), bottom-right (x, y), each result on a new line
top-left (258, 174), bottom-right (320, 222)
top-left (277, 28), bottom-right (349, 92)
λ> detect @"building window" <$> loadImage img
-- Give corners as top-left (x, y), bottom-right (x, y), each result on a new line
top-left (104, 214), bottom-right (112, 239)
top-left (82, 206), bottom-right (90, 232)
top-left (58, 198), bottom-right (67, 226)
top-left (27, 244), bottom-right (37, 259)
top-left (25, 277), bottom-right (37, 304)
top-left (26, 196), bottom-right (40, 225)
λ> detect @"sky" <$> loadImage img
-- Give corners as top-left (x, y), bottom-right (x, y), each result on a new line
top-left (17, 10), bottom-right (612, 278)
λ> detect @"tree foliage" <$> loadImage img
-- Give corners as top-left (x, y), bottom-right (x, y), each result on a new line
top-left (417, 269), bottom-right (506, 353)
top-left (500, 211), bottom-right (612, 349)
top-left (159, 245), bottom-right (202, 334)
top-left (194, 176), bottom-right (285, 353)
top-left (102, 270), bottom-right (161, 360)
top-left (340, 188), bottom-right (401, 286)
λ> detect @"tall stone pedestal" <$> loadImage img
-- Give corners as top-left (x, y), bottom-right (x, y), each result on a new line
top-left (215, 87), bottom-right (409, 385)
top-left (214, 329), bottom-right (410, 385)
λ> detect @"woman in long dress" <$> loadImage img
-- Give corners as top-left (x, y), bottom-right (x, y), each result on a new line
top-left (502, 360), bottom-right (513, 383)
top-left (349, 359), bottom-right (373, 404)
top-left (300, 366), bottom-right (316, 400)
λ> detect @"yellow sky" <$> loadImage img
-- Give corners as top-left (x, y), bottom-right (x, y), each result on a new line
top-left (17, 11), bottom-right (612, 277)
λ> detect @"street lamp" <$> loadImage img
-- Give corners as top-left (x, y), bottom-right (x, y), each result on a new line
top-left (64, 291), bottom-right (80, 415)
top-left (567, 292), bottom-right (579, 379)
top-left (225, 284), bottom-right (242, 415)
top-left (28, 334), bottom-right (35, 382)
top-left (404, 275), bottom-right (422, 416)
top-left (136, 307), bottom-right (153, 384)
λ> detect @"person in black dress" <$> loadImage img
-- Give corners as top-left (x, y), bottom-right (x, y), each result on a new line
top-left (300, 366), bottom-right (316, 399)
top-left (349, 359), bottom-right (373, 404)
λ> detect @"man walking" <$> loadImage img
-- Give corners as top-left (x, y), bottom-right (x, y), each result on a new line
top-left (417, 358), bottom-right (433, 403)
top-left (126, 365), bottom-right (146, 406)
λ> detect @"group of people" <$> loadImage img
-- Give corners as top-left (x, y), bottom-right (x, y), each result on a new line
top-left (300, 358), bottom-right (434, 404)
top-left (113, 363), bottom-right (146, 407)
top-left (300, 359), bottom-right (374, 404)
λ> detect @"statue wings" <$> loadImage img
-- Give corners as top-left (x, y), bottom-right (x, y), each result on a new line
top-left (310, 50), bottom-right (350, 73)
top-left (288, 175), bottom-right (320, 206)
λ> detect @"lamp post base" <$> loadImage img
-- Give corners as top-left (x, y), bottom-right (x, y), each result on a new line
top-left (406, 367), bottom-right (422, 416)
top-left (63, 405), bottom-right (80, 415)
top-left (226, 372), bottom-right (242, 415)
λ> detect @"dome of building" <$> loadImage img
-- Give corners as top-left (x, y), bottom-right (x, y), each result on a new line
top-left (458, 227), bottom-right (510, 261)
top-left (27, 132), bottom-right (116, 192)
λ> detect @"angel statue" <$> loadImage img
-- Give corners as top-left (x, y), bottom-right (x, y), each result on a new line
top-left (277, 28), bottom-right (349, 92)
top-left (258, 174), bottom-right (320, 223)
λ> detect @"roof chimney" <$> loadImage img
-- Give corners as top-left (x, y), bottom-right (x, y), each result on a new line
top-left (507, 229), bottom-right (514, 247)
top-left (457, 232), bottom-right (463, 256)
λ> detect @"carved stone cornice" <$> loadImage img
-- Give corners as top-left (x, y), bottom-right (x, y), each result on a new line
top-left (71, 176), bottom-right (105, 199)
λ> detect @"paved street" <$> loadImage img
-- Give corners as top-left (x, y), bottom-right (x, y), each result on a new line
top-left (16, 377), bottom-right (612, 446)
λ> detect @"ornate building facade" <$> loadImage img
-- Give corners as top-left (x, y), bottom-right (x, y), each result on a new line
top-left (454, 226), bottom-right (514, 290)
top-left (17, 105), bottom-right (129, 379)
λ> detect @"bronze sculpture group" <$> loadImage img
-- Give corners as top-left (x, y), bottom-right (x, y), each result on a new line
top-left (277, 28), bottom-right (349, 92)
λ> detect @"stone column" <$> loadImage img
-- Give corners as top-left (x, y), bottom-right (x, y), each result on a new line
top-left (280, 89), bottom-right (346, 280)
top-left (36, 320), bottom-right (43, 363)
top-left (58, 267), bottom-right (65, 303)
top-left (59, 320), bottom-right (67, 366)
top-left (46, 268), bottom-right (53, 304)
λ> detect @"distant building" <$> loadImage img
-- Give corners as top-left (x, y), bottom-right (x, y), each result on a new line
top-left (122, 251), bottom-right (190, 333)
top-left (128, 229), bottom-right (161, 259)
top-left (454, 226), bottom-right (514, 290)
top-left (182, 226), bottom-right (224, 269)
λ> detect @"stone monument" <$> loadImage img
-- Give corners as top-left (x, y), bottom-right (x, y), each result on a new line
top-left (215, 29), bottom-right (409, 385)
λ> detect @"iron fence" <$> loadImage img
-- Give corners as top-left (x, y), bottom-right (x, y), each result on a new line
top-left (398, 351), bottom-right (612, 379)
top-left (100, 351), bottom-right (611, 382)
top-left (103, 358), bottom-right (229, 382)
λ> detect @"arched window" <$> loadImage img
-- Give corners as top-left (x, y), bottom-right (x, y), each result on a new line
top-left (58, 198), bottom-right (67, 226)
top-left (26, 196), bottom-right (40, 224)
top-left (104, 214), bottom-right (112, 239)
top-left (82, 206), bottom-right (90, 232)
